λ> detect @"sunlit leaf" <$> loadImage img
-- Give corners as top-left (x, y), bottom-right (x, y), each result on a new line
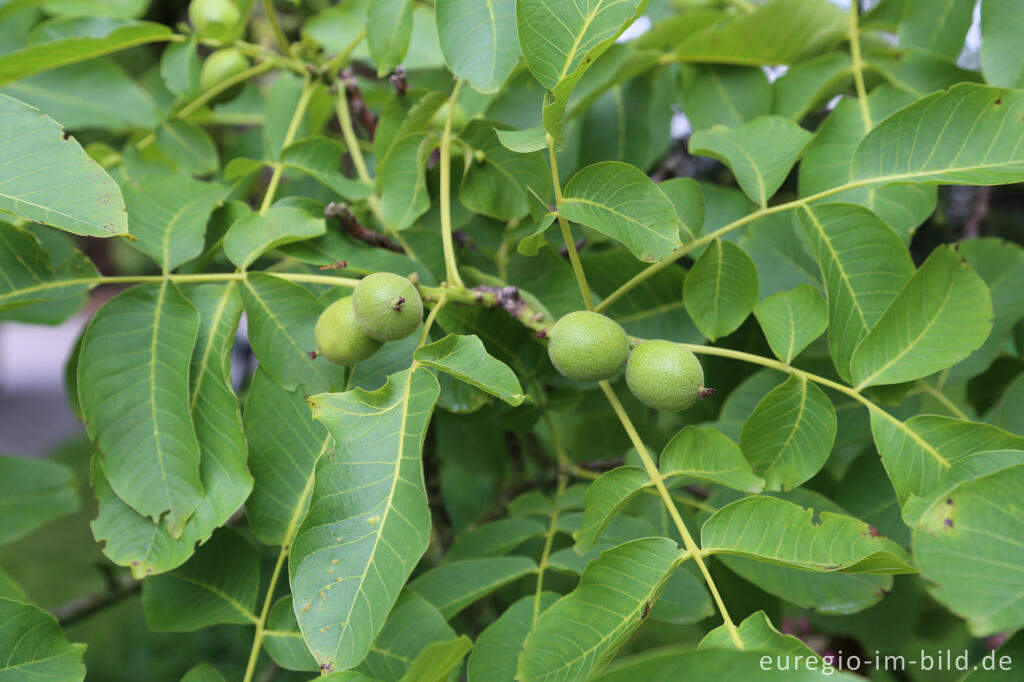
top-left (684, 239), bottom-right (759, 340)
top-left (224, 206), bottom-right (325, 269)
top-left (414, 333), bottom-right (526, 406)
top-left (754, 284), bottom-right (827, 363)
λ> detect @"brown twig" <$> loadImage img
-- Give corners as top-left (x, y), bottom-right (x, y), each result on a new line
top-left (962, 185), bottom-right (991, 240)
top-left (389, 65), bottom-right (408, 95)
top-left (52, 573), bottom-right (141, 627)
top-left (325, 202), bottom-right (404, 252)
top-left (341, 67), bottom-right (376, 139)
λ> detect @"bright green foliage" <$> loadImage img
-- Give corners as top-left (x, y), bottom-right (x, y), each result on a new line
top-left (548, 311), bottom-right (628, 381)
top-left (5, 1), bottom-right (1024, 679)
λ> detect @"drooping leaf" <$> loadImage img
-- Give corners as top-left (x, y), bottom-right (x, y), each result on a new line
top-left (672, 0), bottom-right (845, 65)
top-left (0, 20), bottom-right (172, 85)
top-left (772, 52), bottom-right (852, 121)
top-left (661, 426), bottom-right (766, 493)
top-left (516, 538), bottom-right (684, 682)
top-left (754, 284), bottom-right (828, 363)
top-left (280, 137), bottom-right (374, 201)
top-left (466, 593), bottom-right (559, 682)
top-left (360, 591), bottom-right (455, 681)
top-left (559, 161), bottom-right (680, 263)
top-left (120, 174), bottom-right (227, 271)
top-left (459, 120), bottom-right (549, 221)
top-left (142, 528), bottom-right (259, 631)
top-left (0, 596), bottom-right (86, 680)
top-left (850, 245), bottom-right (993, 388)
top-left (240, 273), bottom-right (345, 394)
top-left (680, 65), bottom-right (771, 132)
top-left (852, 83), bottom-right (1024, 187)
top-left (367, 0), bottom-right (413, 76)
top-left (224, 206), bottom-right (325, 270)
top-left (413, 333), bottom-right (526, 406)
top-left (798, 202), bottom-right (915, 382)
top-left (291, 368), bottom-right (440, 671)
top-left (898, 0), bottom-right (974, 61)
top-left (408, 557), bottom-right (537, 619)
top-left (378, 132), bottom-right (437, 231)
top-left (264, 596), bottom-right (318, 672)
top-left (0, 93), bottom-right (128, 237)
top-left (244, 368), bottom-right (328, 547)
top-left (78, 282), bottom-right (202, 537)
top-left (869, 412), bottom-right (1024, 516)
top-left (913, 460), bottom-right (1024, 635)
top-left (700, 610), bottom-right (819, 656)
top-left (0, 454), bottom-right (78, 545)
top-left (494, 126), bottom-right (548, 154)
top-left (740, 375), bottom-right (837, 491)
top-left (701, 496), bottom-right (916, 574)
top-left (435, 0), bottom-right (519, 93)
top-left (688, 116), bottom-right (813, 207)
top-left (684, 239), bottom-right (759, 340)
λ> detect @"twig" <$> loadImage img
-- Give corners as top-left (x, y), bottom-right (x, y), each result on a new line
top-left (53, 573), bottom-right (141, 627)
top-left (325, 202), bottom-right (404, 252)
top-left (341, 68), bottom-right (377, 139)
top-left (389, 65), bottom-right (408, 95)
top-left (962, 186), bottom-right (991, 240)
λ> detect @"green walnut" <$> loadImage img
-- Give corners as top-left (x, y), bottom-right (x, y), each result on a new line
top-left (547, 311), bottom-right (629, 382)
top-left (352, 272), bottom-right (423, 342)
top-left (189, 0), bottom-right (242, 41)
top-left (199, 48), bottom-right (249, 101)
top-left (315, 297), bottom-right (383, 366)
top-left (626, 340), bottom-right (705, 411)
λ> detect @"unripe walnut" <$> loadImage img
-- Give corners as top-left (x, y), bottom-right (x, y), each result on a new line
top-left (199, 48), bottom-right (249, 102)
top-left (626, 340), bottom-right (705, 411)
top-left (189, 0), bottom-right (241, 41)
top-left (352, 272), bottom-right (423, 342)
top-left (315, 297), bottom-right (383, 366)
top-left (547, 311), bottom-right (628, 382)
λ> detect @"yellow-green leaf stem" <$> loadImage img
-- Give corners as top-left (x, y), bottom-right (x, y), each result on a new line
top-left (440, 80), bottom-right (466, 287)
top-left (547, 134), bottom-right (594, 309)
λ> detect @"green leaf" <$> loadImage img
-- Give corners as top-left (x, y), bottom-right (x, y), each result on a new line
top-left (155, 120), bottom-right (217, 176)
top-left (413, 333), bottom-right (526, 406)
top-left (0, 93), bottom-right (128, 237)
top-left (754, 284), bottom-right (828, 363)
top-left (912, 460), bottom-right (1024, 635)
top-left (572, 467), bottom-right (650, 554)
top-left (399, 636), bottom-right (473, 682)
top-left (180, 663), bottom-right (227, 682)
top-left (224, 206), bottom-right (325, 270)
top-left (360, 591), bottom-right (455, 681)
top-left (1, 59), bottom-right (157, 131)
top-left (240, 273), bottom-right (345, 394)
top-left (688, 116), bottom-right (813, 207)
top-left (850, 245), bottom-right (993, 388)
top-left (244, 368), bottom-right (328, 547)
top-left (898, 0), bottom-right (974, 61)
top-left (467, 593), bottom-right (559, 682)
top-left (517, 537), bottom-right (683, 682)
top-left (78, 282), bottom-right (202, 537)
top-left (435, 0), bottom-right (518, 93)
top-left (658, 177), bottom-right (704, 242)
top-left (91, 283), bottom-right (252, 577)
top-left (367, 0), bottom-right (413, 76)
top-left (494, 126), bottom-right (547, 153)
top-left (798, 203), bottom-right (915, 382)
top-left (672, 0), bottom-right (845, 65)
top-left (0, 596), bottom-right (86, 680)
top-left (772, 52), bottom-right (852, 121)
top-left (121, 174), bottom-right (227, 271)
top-left (700, 610), bottom-right (818, 656)
top-left (409, 557), bottom-right (537, 619)
top-left (378, 131), bottom-right (437, 231)
top-left (591, 649), bottom-right (862, 681)
top-left (517, 0), bottom-right (647, 143)
top-left (980, 0), bottom-right (1024, 87)
top-left (740, 375), bottom-right (837, 491)
top-left (280, 137), bottom-right (373, 201)
top-left (459, 120), bottom-right (549, 221)
top-left (444, 518), bottom-right (547, 562)
top-left (661, 426), bottom-right (766, 493)
top-left (160, 40), bottom-right (199, 97)
top-left (142, 529), bottom-right (259, 631)
top-left (701, 496), bottom-right (916, 574)
top-left (0, 20), bottom-right (172, 85)
top-left (684, 239), bottom-right (759, 341)
top-left (647, 568), bottom-right (712, 625)
top-left (559, 161), bottom-right (680, 263)
top-left (291, 367), bottom-right (440, 671)
top-left (0, 455), bottom-right (78, 545)
top-left (869, 413), bottom-right (1024, 516)
top-left (681, 65), bottom-right (771, 132)
top-left (0, 222), bottom-right (98, 320)
top-left (852, 83), bottom-right (1024, 187)
top-left (264, 596), bottom-right (318, 672)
